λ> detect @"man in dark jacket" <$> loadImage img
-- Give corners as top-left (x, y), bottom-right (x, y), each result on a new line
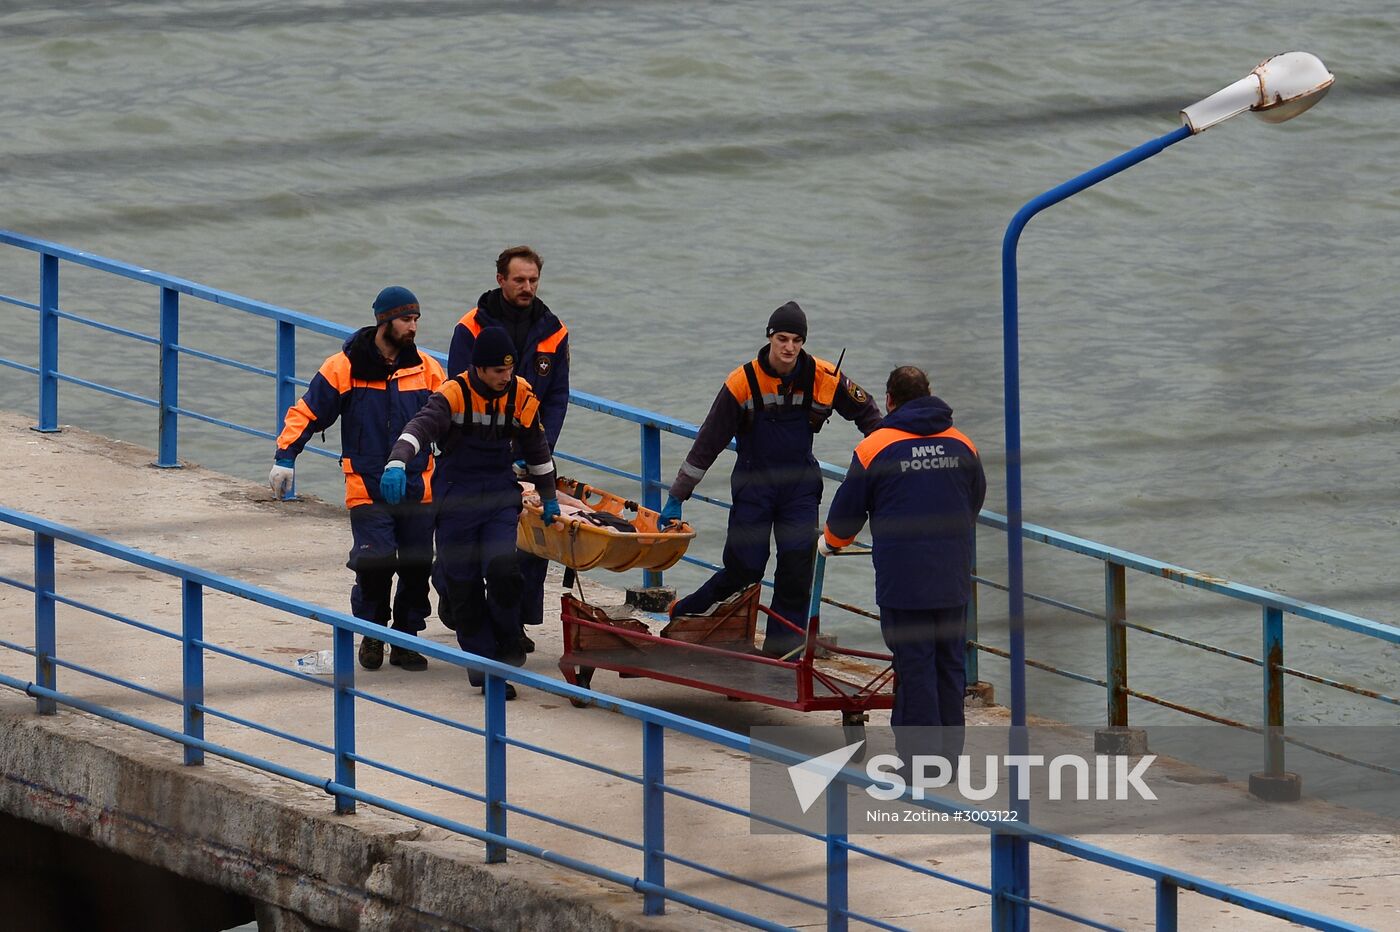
top-left (383, 327), bottom-right (560, 700)
top-left (270, 286), bottom-right (446, 672)
top-left (822, 366), bottom-right (986, 766)
top-left (658, 301), bottom-right (881, 656)
top-left (443, 246), bottom-right (569, 647)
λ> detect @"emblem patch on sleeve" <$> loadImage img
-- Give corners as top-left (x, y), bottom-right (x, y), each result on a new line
top-left (536, 355), bottom-right (553, 377)
top-left (847, 381), bottom-right (868, 404)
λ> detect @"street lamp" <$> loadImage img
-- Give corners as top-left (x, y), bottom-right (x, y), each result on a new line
top-left (993, 52), bottom-right (1333, 926)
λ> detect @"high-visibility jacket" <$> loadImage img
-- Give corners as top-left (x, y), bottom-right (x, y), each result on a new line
top-left (824, 394), bottom-right (986, 609)
top-left (447, 290), bottom-right (569, 449)
top-left (668, 346), bottom-right (881, 500)
top-left (387, 371), bottom-right (557, 498)
top-left (275, 326), bottom-right (445, 508)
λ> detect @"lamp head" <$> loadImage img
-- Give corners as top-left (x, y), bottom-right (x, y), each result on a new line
top-left (1180, 52), bottom-right (1334, 134)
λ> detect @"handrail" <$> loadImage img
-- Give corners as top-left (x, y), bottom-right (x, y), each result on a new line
top-left (0, 228), bottom-right (1392, 929)
top-left (0, 505), bottom-right (1366, 931)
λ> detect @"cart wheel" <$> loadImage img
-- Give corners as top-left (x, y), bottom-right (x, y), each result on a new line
top-left (842, 712), bottom-right (868, 760)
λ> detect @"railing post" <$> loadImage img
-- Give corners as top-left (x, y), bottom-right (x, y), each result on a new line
top-left (35, 253), bottom-right (60, 433)
top-left (825, 778), bottom-right (849, 932)
top-left (1249, 606), bottom-right (1300, 800)
top-left (182, 579), bottom-right (204, 766)
top-left (1264, 606), bottom-right (1284, 773)
top-left (1105, 562), bottom-right (1127, 726)
top-left (275, 320), bottom-right (296, 495)
top-left (1095, 562), bottom-right (1146, 755)
top-left (333, 623), bottom-right (356, 814)
top-left (1155, 877), bottom-right (1178, 930)
top-left (989, 831), bottom-right (1029, 931)
top-left (34, 532), bottom-right (57, 715)
top-left (484, 673), bottom-right (508, 862)
top-left (642, 721), bottom-right (666, 916)
top-left (640, 423), bottom-right (662, 588)
top-left (157, 287), bottom-right (181, 468)
top-left (966, 524), bottom-right (980, 684)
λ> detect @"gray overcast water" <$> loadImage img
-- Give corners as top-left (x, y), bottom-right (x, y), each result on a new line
top-left (2, 1), bottom-right (1397, 726)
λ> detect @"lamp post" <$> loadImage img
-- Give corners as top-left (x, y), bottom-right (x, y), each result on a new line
top-left (993, 53), bottom-right (1333, 929)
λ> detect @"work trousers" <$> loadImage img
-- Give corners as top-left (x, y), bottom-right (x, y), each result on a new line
top-left (346, 501), bottom-right (434, 635)
top-left (879, 604), bottom-right (968, 766)
top-left (517, 551), bottom-right (550, 626)
top-left (672, 470), bottom-right (820, 655)
top-left (435, 477), bottom-right (525, 684)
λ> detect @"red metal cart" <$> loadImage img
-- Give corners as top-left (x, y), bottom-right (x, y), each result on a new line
top-left (557, 582), bottom-right (894, 743)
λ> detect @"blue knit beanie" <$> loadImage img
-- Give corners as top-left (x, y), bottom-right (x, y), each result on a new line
top-left (372, 286), bottom-right (420, 324)
top-left (472, 326), bottom-right (517, 368)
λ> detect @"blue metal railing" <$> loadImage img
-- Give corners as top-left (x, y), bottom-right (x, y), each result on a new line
top-left (1, 229), bottom-right (1396, 928)
top-left (0, 505), bottom-right (1367, 932)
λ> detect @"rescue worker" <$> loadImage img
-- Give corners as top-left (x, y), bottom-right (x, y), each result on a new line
top-left (821, 366), bottom-right (985, 768)
top-left (658, 301), bottom-right (881, 656)
top-left (442, 245), bottom-right (569, 651)
top-left (382, 327), bottom-right (560, 700)
top-left (270, 286), bottom-right (445, 672)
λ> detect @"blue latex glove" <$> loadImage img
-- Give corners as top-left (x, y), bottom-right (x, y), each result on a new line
top-left (658, 495), bottom-right (683, 528)
top-left (513, 459), bottom-right (528, 478)
top-left (542, 498), bottom-right (561, 525)
top-left (380, 464), bottom-right (406, 505)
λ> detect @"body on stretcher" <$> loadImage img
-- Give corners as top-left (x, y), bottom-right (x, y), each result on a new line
top-left (517, 476), bottom-right (696, 572)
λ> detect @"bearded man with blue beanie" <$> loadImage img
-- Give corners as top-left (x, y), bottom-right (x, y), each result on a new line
top-left (271, 286), bottom-right (445, 672)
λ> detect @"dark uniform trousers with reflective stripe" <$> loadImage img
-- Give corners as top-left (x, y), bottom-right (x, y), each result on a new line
top-left (673, 454), bottom-right (823, 654)
top-left (434, 475), bottom-right (525, 684)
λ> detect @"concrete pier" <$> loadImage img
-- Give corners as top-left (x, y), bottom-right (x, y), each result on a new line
top-left (1, 411), bottom-right (1397, 930)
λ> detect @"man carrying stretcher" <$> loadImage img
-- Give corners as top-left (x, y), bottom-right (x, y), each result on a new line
top-left (381, 326), bottom-right (560, 699)
top-left (658, 302), bottom-right (881, 656)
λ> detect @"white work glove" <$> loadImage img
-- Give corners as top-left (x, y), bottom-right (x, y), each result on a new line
top-left (269, 460), bottom-right (295, 499)
top-left (817, 536), bottom-right (842, 557)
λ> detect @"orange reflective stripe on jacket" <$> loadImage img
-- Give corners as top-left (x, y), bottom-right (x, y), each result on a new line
top-left (537, 325), bottom-right (567, 353)
top-left (458, 307), bottom-right (483, 337)
top-left (275, 354), bottom-right (353, 450)
top-left (854, 426), bottom-right (979, 469)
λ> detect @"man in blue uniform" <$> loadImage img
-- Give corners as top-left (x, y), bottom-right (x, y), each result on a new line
top-left (383, 327), bottom-right (560, 699)
top-left (270, 286), bottom-right (446, 672)
top-left (443, 246), bottom-right (569, 650)
top-left (658, 301), bottom-right (881, 656)
top-left (822, 366), bottom-right (985, 766)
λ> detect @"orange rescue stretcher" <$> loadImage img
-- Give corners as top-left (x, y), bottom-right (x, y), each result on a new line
top-left (517, 476), bottom-right (696, 572)
top-left (557, 580), bottom-right (896, 739)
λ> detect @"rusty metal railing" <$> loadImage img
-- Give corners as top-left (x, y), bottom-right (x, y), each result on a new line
top-left (966, 513), bottom-right (1400, 797)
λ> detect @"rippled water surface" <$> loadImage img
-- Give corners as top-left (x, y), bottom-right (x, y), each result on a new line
top-left (3, 0), bottom-right (1398, 725)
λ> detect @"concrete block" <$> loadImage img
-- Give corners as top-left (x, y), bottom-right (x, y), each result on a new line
top-left (964, 681), bottom-right (995, 707)
top-left (1249, 770), bottom-right (1303, 802)
top-left (1094, 726), bottom-right (1149, 756)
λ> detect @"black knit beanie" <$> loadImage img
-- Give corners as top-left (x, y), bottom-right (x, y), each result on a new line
top-left (766, 301), bottom-right (807, 339)
top-left (472, 326), bottom-right (517, 368)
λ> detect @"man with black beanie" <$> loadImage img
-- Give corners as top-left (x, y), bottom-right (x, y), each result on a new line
top-left (658, 301), bottom-right (881, 656)
top-left (383, 326), bottom-right (559, 699)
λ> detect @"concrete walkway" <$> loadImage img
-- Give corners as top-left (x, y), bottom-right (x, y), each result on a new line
top-left (1, 410), bottom-right (1397, 930)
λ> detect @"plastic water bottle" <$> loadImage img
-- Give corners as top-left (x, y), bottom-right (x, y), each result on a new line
top-left (293, 649), bottom-right (335, 675)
